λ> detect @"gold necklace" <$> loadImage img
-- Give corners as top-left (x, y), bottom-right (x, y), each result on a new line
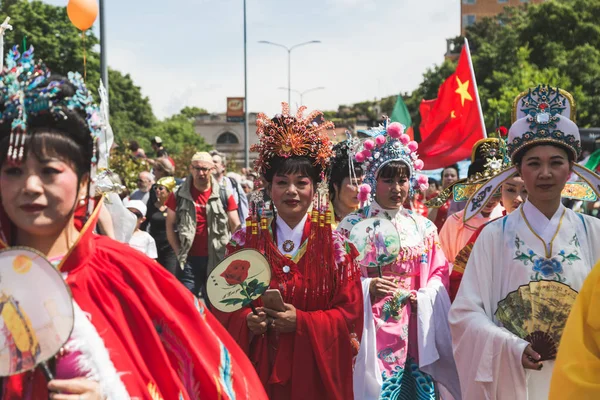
top-left (520, 207), bottom-right (566, 258)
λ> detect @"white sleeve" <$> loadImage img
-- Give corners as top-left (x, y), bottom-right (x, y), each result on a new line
top-left (448, 225), bottom-right (529, 400)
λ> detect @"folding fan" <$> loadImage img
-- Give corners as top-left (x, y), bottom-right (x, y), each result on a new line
top-left (495, 280), bottom-right (577, 361)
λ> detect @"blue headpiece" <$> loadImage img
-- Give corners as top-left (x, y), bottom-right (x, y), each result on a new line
top-left (0, 45), bottom-right (105, 164)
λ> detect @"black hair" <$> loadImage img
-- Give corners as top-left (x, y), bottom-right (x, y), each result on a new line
top-left (128, 140), bottom-right (140, 152)
top-left (467, 159), bottom-right (486, 178)
top-left (328, 142), bottom-right (364, 202)
top-left (156, 149), bottom-right (168, 158)
top-left (377, 160), bottom-right (410, 180)
top-left (513, 142), bottom-right (575, 166)
top-left (428, 177), bottom-right (439, 188)
top-left (373, 220), bottom-right (380, 228)
top-left (264, 156), bottom-right (320, 184)
top-left (441, 163), bottom-right (459, 180)
top-left (0, 75), bottom-right (92, 181)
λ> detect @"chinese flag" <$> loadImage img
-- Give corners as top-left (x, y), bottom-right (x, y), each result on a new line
top-left (418, 44), bottom-right (485, 170)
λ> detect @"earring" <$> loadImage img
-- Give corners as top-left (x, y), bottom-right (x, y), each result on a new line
top-left (79, 197), bottom-right (86, 206)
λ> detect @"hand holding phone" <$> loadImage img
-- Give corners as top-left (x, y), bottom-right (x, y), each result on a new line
top-left (261, 289), bottom-right (286, 312)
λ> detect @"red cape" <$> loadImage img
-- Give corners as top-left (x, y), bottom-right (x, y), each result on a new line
top-left (0, 200), bottom-right (267, 399)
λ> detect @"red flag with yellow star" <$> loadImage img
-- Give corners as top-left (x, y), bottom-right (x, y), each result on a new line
top-left (418, 42), bottom-right (485, 170)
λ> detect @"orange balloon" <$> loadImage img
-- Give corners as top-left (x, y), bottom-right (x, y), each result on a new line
top-left (67, 0), bottom-right (99, 31)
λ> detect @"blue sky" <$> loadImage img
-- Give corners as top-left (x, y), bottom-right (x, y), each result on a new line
top-left (44, 0), bottom-right (459, 119)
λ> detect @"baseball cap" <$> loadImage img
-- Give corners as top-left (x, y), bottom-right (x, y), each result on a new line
top-left (152, 136), bottom-right (163, 145)
top-left (191, 151), bottom-right (214, 166)
top-left (125, 199), bottom-right (147, 217)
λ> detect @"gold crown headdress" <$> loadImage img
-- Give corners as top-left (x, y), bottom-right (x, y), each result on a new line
top-left (251, 102), bottom-right (334, 177)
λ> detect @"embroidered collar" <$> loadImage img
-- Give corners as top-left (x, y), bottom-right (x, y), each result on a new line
top-left (522, 201), bottom-right (566, 244)
top-left (367, 200), bottom-right (403, 220)
top-left (275, 214), bottom-right (308, 258)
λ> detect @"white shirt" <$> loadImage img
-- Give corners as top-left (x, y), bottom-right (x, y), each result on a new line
top-left (129, 230), bottom-right (158, 259)
top-left (522, 201), bottom-right (566, 245)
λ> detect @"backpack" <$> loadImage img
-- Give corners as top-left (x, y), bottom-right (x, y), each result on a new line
top-left (219, 176), bottom-right (244, 222)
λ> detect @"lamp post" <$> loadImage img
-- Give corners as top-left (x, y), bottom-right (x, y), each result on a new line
top-left (258, 40), bottom-right (320, 106)
top-left (99, 0), bottom-right (108, 98)
top-left (278, 86), bottom-right (325, 107)
top-left (243, 0), bottom-right (249, 169)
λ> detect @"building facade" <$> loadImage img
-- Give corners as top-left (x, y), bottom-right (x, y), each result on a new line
top-left (194, 113), bottom-right (259, 170)
top-left (461, 0), bottom-right (545, 35)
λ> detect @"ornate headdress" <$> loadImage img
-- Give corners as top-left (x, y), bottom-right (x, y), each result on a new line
top-left (463, 85), bottom-right (599, 222)
top-left (354, 119), bottom-right (428, 202)
top-left (328, 133), bottom-right (363, 196)
top-left (508, 85), bottom-right (580, 162)
top-left (0, 46), bottom-right (116, 217)
top-left (0, 46), bottom-right (105, 166)
top-left (427, 133), bottom-right (510, 208)
top-left (251, 102), bottom-right (334, 178)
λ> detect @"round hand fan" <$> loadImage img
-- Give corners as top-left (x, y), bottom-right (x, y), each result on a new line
top-left (349, 218), bottom-right (400, 277)
top-left (494, 280), bottom-right (578, 361)
top-left (0, 247), bottom-right (74, 378)
top-left (207, 249), bottom-right (271, 314)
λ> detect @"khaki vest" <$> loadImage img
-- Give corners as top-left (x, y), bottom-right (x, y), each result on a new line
top-left (174, 176), bottom-right (231, 273)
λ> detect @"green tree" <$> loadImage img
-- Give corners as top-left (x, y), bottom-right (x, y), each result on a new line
top-left (2, 0), bottom-right (100, 89)
top-left (149, 111), bottom-right (212, 156)
top-left (179, 106), bottom-right (208, 119)
top-left (108, 67), bottom-right (156, 147)
top-left (396, 0), bottom-right (600, 134)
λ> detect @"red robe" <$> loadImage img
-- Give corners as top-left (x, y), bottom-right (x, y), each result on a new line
top-left (214, 217), bottom-right (363, 399)
top-left (0, 201), bottom-right (267, 400)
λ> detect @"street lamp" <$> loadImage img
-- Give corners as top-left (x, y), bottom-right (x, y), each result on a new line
top-left (99, 0), bottom-right (108, 98)
top-left (258, 40), bottom-right (321, 106)
top-left (278, 86), bottom-right (325, 107)
top-left (243, 0), bottom-right (249, 169)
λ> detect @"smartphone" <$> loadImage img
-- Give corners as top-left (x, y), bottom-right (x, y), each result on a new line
top-left (261, 289), bottom-right (286, 312)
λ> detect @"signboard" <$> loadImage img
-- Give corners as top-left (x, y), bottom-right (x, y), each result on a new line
top-left (227, 97), bottom-right (245, 122)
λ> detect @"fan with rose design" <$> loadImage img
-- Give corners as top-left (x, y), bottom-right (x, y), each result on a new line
top-left (494, 280), bottom-right (577, 361)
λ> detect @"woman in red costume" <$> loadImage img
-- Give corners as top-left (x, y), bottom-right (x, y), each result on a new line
top-left (0, 47), bottom-right (266, 400)
top-left (214, 104), bottom-right (363, 399)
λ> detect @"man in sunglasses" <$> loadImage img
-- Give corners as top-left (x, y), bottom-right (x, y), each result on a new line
top-left (166, 151), bottom-right (241, 302)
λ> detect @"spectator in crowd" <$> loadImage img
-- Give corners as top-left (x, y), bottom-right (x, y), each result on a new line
top-left (426, 177), bottom-right (440, 200)
top-left (142, 157), bottom-right (176, 231)
top-left (240, 179), bottom-right (253, 195)
top-left (152, 157), bottom-right (175, 181)
top-left (210, 150), bottom-right (249, 223)
top-left (427, 163), bottom-right (460, 231)
top-left (129, 171), bottom-right (155, 205)
top-left (125, 200), bottom-right (158, 260)
top-left (128, 140), bottom-right (146, 159)
top-left (148, 177), bottom-right (178, 275)
top-left (150, 136), bottom-right (165, 156)
top-left (166, 151), bottom-right (241, 300)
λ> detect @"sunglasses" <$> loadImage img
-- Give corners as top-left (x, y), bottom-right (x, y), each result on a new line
top-left (192, 166), bottom-right (211, 173)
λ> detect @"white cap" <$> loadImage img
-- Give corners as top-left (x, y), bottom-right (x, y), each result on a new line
top-left (125, 199), bottom-right (147, 217)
